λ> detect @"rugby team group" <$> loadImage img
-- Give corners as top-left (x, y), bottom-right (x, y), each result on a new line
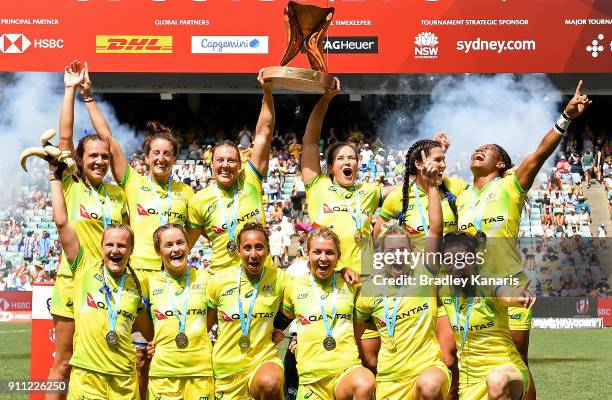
top-left (35, 61), bottom-right (591, 400)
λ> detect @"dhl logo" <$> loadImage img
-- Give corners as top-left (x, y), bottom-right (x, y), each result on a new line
top-left (95, 36), bottom-right (172, 54)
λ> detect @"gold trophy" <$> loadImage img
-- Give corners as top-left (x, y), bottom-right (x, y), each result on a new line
top-left (261, 1), bottom-right (337, 93)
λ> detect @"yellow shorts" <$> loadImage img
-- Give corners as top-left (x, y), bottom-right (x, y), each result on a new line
top-left (148, 376), bottom-right (214, 400)
top-left (459, 364), bottom-right (529, 400)
top-left (214, 357), bottom-right (283, 400)
top-left (376, 363), bottom-right (451, 400)
top-left (297, 364), bottom-right (362, 400)
top-left (68, 366), bottom-right (138, 400)
top-left (50, 274), bottom-right (74, 319)
top-left (508, 307), bottom-right (532, 331)
top-left (361, 329), bottom-right (380, 340)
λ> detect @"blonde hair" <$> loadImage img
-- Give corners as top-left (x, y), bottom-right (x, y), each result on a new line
top-left (101, 224), bottom-right (134, 249)
top-left (152, 223), bottom-right (188, 253)
top-left (306, 227), bottom-right (341, 257)
top-left (374, 221), bottom-right (411, 252)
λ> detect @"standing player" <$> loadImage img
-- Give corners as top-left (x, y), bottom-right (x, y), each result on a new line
top-left (206, 223), bottom-right (288, 399)
top-left (373, 139), bottom-right (467, 399)
top-left (145, 223), bottom-right (214, 400)
top-left (282, 228), bottom-right (375, 400)
top-left (188, 72), bottom-right (275, 273)
top-left (300, 83), bottom-right (387, 371)
top-left (301, 81), bottom-right (388, 277)
top-left (79, 64), bottom-right (194, 273)
top-left (48, 156), bottom-right (152, 400)
top-left (439, 231), bottom-right (535, 400)
top-left (455, 81), bottom-right (591, 399)
top-left (48, 61), bottom-right (127, 400)
top-left (356, 151), bottom-right (450, 400)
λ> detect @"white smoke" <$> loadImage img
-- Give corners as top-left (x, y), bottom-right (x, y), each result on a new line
top-left (375, 74), bottom-right (563, 179)
top-left (0, 72), bottom-right (140, 198)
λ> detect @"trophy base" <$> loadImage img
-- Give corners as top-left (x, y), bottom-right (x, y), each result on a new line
top-left (261, 66), bottom-right (336, 93)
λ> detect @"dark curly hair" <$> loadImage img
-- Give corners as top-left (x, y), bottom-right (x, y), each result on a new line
top-left (399, 140), bottom-right (457, 226)
top-left (143, 121), bottom-right (179, 157)
top-left (237, 222), bottom-right (269, 248)
top-left (492, 144), bottom-right (513, 176)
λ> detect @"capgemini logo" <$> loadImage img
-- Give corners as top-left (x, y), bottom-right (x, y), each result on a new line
top-left (414, 32), bottom-right (439, 59)
top-left (249, 39), bottom-right (260, 48)
top-left (586, 34), bottom-right (605, 58)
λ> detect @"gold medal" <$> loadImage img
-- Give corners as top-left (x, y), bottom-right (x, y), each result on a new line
top-left (227, 240), bottom-right (238, 253)
top-left (105, 330), bottom-right (119, 350)
top-left (239, 335), bottom-right (250, 350)
top-left (388, 337), bottom-right (397, 352)
top-left (175, 332), bottom-right (189, 349)
top-left (323, 336), bottom-right (336, 351)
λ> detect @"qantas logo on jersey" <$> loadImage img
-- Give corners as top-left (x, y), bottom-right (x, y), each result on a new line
top-left (135, 203), bottom-right (186, 222)
top-left (210, 209), bottom-right (261, 234)
top-left (374, 303), bottom-right (429, 325)
top-left (458, 217), bottom-right (504, 231)
top-left (220, 311), bottom-right (276, 321)
top-left (153, 308), bottom-right (206, 320)
top-left (452, 321), bottom-right (494, 332)
top-left (78, 205), bottom-right (120, 224)
top-left (322, 203), bottom-right (370, 216)
top-left (298, 313), bottom-right (353, 323)
top-left (85, 292), bottom-right (136, 321)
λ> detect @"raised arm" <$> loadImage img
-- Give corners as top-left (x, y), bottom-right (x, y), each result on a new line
top-left (80, 63), bottom-right (129, 182)
top-left (418, 150), bottom-right (443, 263)
top-left (49, 163), bottom-right (80, 263)
top-left (515, 81), bottom-right (591, 191)
top-left (495, 281), bottom-right (536, 308)
top-left (249, 70), bottom-right (275, 176)
top-left (301, 79), bottom-right (341, 185)
top-left (58, 61), bottom-right (84, 156)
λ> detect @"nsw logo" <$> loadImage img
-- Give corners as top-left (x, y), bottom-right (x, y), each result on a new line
top-left (414, 32), bottom-right (439, 59)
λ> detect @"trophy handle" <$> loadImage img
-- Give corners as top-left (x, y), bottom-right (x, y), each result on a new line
top-left (305, 12), bottom-right (333, 72)
top-left (280, 6), bottom-right (304, 67)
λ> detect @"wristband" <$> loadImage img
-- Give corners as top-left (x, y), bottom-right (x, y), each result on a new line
top-left (83, 96), bottom-right (94, 103)
top-left (553, 112), bottom-right (572, 136)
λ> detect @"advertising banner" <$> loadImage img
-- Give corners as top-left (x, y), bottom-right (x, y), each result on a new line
top-left (0, 0), bottom-right (610, 73)
top-left (29, 283), bottom-right (55, 400)
top-left (597, 297), bottom-right (612, 327)
top-left (0, 291), bottom-right (32, 322)
top-left (532, 297), bottom-right (598, 319)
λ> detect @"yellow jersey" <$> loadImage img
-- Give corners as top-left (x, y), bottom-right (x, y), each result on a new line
top-left (69, 249), bottom-right (144, 375)
top-left (439, 286), bottom-right (526, 386)
top-left (144, 269), bottom-right (213, 377)
top-left (119, 166), bottom-right (194, 270)
top-left (206, 266), bottom-right (289, 378)
top-left (456, 174), bottom-right (525, 277)
top-left (57, 176), bottom-right (126, 277)
top-left (356, 277), bottom-right (441, 382)
top-left (305, 174), bottom-right (382, 274)
top-left (283, 271), bottom-right (361, 384)
top-left (379, 176), bottom-right (467, 251)
top-left (188, 162), bottom-right (266, 273)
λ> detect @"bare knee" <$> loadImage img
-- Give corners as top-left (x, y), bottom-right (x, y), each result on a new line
top-left (255, 372), bottom-right (283, 397)
top-left (352, 375), bottom-right (375, 399)
top-left (417, 375), bottom-right (444, 400)
top-left (487, 371), bottom-right (510, 399)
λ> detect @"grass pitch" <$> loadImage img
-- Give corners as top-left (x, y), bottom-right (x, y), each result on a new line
top-left (0, 323), bottom-right (609, 399)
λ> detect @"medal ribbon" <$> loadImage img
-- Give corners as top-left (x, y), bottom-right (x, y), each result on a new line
top-left (470, 177), bottom-right (500, 231)
top-left (164, 270), bottom-right (191, 335)
top-left (236, 267), bottom-right (263, 339)
top-left (309, 272), bottom-right (337, 339)
top-left (214, 184), bottom-right (240, 243)
top-left (148, 175), bottom-right (173, 226)
top-left (102, 266), bottom-right (127, 334)
top-left (90, 183), bottom-right (112, 228)
top-left (453, 288), bottom-right (475, 352)
top-left (412, 184), bottom-right (429, 237)
top-left (333, 185), bottom-right (362, 233)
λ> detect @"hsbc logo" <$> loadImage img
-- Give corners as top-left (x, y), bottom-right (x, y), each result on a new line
top-left (0, 33), bottom-right (64, 53)
top-left (576, 298), bottom-right (590, 315)
top-left (0, 298), bottom-right (9, 311)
